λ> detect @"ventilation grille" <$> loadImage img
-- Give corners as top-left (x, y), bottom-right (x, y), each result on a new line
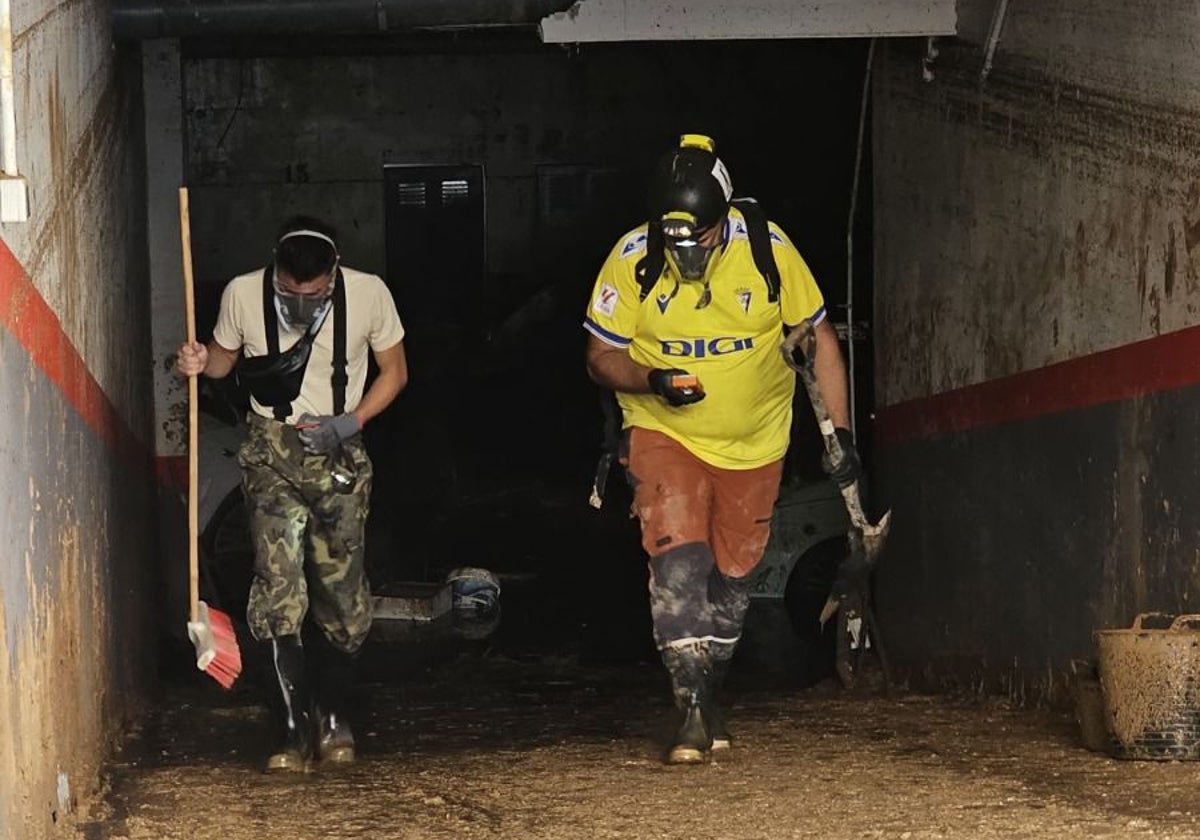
top-left (397, 182), bottom-right (426, 207)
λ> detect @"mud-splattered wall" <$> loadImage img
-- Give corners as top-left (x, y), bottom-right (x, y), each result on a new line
top-left (872, 1), bottom-right (1200, 703)
top-left (0, 2), bottom-right (155, 839)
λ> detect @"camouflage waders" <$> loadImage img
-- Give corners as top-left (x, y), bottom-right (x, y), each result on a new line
top-left (238, 414), bottom-right (374, 653)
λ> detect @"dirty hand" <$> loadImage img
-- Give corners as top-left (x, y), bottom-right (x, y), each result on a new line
top-left (296, 412), bottom-right (361, 455)
top-left (647, 368), bottom-right (705, 407)
top-left (823, 427), bottom-right (863, 489)
top-left (176, 342), bottom-right (208, 377)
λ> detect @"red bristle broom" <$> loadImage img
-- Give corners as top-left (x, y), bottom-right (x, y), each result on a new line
top-left (180, 187), bottom-right (242, 689)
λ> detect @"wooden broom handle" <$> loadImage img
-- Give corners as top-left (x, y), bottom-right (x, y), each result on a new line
top-left (179, 187), bottom-right (200, 623)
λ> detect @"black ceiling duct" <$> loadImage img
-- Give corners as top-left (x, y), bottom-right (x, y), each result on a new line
top-left (112, 0), bottom-right (579, 40)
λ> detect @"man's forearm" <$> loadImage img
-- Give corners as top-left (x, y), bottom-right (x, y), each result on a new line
top-left (587, 342), bottom-right (654, 394)
top-left (353, 366), bottom-right (406, 426)
top-left (201, 341), bottom-right (238, 379)
top-left (812, 321), bottom-right (851, 430)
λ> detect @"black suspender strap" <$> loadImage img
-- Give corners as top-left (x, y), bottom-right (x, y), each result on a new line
top-left (260, 266), bottom-right (290, 421)
top-left (634, 223), bottom-right (665, 302)
top-left (331, 270), bottom-right (348, 416)
top-left (731, 198), bottom-right (781, 303)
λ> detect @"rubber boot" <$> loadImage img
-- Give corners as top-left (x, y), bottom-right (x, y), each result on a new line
top-left (314, 642), bottom-right (357, 764)
top-left (707, 570), bottom-right (748, 752)
top-left (661, 645), bottom-right (713, 765)
top-left (265, 635), bottom-right (314, 772)
top-left (706, 654), bottom-right (732, 751)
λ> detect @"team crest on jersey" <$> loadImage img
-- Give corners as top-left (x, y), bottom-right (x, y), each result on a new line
top-left (620, 232), bottom-right (648, 258)
top-left (736, 287), bottom-right (752, 313)
top-left (656, 291), bottom-right (671, 314)
top-left (593, 283), bottom-right (619, 317)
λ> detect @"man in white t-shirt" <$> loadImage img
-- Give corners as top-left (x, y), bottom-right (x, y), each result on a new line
top-left (176, 215), bottom-right (407, 772)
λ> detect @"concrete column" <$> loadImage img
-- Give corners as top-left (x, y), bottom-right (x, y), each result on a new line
top-left (143, 38), bottom-right (186, 470)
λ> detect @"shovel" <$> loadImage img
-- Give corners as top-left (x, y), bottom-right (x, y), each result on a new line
top-left (783, 319), bottom-right (892, 690)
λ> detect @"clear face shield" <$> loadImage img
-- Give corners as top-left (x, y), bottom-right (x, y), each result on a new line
top-left (662, 213), bottom-right (724, 282)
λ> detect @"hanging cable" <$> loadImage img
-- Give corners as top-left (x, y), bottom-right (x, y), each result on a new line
top-left (846, 37), bottom-right (875, 442)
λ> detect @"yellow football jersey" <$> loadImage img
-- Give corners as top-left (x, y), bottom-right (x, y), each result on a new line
top-left (584, 206), bottom-right (826, 469)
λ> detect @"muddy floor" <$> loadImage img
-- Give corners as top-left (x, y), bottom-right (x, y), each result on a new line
top-left (80, 616), bottom-right (1200, 840)
top-left (83, 390), bottom-right (1200, 840)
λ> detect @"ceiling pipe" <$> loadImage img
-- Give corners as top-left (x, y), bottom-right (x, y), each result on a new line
top-left (112, 0), bottom-right (577, 40)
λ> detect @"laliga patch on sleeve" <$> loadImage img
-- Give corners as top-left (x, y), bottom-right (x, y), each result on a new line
top-left (593, 283), bottom-right (619, 318)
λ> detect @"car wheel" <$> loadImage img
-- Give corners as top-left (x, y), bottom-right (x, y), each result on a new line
top-left (200, 486), bottom-right (254, 623)
top-left (781, 535), bottom-right (846, 685)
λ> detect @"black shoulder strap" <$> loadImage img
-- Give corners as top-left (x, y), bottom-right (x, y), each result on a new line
top-left (262, 266), bottom-right (280, 354)
top-left (331, 270), bottom-right (347, 415)
top-left (261, 266), bottom-right (290, 420)
top-left (731, 198), bottom-right (781, 303)
top-left (633, 225), bottom-right (664, 302)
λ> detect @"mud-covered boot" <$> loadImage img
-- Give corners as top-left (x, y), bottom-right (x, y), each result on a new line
top-left (661, 645), bottom-right (713, 765)
top-left (265, 635), bottom-right (314, 772)
top-left (314, 642), bottom-right (357, 764)
top-left (705, 643), bottom-right (736, 751)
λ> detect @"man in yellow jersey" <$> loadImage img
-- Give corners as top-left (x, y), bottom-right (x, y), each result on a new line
top-left (584, 135), bottom-right (860, 764)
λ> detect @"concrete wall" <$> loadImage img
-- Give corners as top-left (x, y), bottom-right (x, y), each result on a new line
top-left (872, 0), bottom-right (1200, 703)
top-left (0, 2), bottom-right (156, 838)
top-left (179, 39), bottom-right (867, 334)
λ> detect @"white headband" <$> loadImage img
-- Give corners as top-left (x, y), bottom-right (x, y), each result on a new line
top-left (278, 229), bottom-right (339, 254)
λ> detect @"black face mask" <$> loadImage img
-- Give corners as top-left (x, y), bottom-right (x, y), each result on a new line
top-left (662, 214), bottom-right (725, 282)
top-left (276, 292), bottom-right (328, 329)
top-left (273, 269), bottom-right (334, 330)
top-left (665, 236), bottom-right (717, 280)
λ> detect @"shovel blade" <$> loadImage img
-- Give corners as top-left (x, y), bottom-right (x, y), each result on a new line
top-left (861, 509), bottom-right (893, 560)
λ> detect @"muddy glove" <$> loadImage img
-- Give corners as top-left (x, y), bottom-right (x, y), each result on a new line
top-left (647, 368), bottom-right (705, 407)
top-left (296, 412), bottom-right (360, 455)
top-left (823, 427), bottom-right (862, 489)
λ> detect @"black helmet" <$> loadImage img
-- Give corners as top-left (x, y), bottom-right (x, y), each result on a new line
top-left (648, 134), bottom-right (733, 232)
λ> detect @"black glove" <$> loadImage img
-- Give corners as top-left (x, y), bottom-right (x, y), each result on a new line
top-left (296, 412), bottom-right (361, 455)
top-left (822, 427), bottom-right (862, 489)
top-left (647, 368), bottom-right (705, 407)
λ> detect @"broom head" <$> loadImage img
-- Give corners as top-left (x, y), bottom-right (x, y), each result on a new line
top-left (187, 600), bottom-right (243, 689)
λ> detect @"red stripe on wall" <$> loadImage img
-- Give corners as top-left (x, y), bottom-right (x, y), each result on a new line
top-left (0, 237), bottom-right (153, 471)
top-left (875, 324), bottom-right (1200, 444)
top-left (156, 454), bottom-right (187, 491)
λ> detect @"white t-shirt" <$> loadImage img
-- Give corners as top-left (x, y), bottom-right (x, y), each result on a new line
top-left (213, 266), bottom-right (405, 423)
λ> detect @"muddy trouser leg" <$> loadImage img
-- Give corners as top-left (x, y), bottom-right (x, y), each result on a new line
top-left (627, 428), bottom-right (717, 763)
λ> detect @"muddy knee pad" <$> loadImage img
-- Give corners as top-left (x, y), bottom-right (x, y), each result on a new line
top-left (708, 569), bottom-right (751, 643)
top-left (648, 542), bottom-right (717, 647)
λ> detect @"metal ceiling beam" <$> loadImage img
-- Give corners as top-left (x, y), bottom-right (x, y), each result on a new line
top-left (112, 0), bottom-right (578, 40)
top-left (539, 0), bottom-right (957, 42)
